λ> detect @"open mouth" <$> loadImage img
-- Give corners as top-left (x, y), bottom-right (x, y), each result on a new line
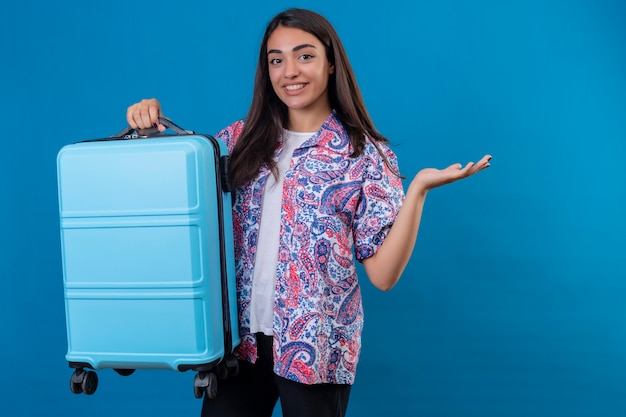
top-left (285, 83), bottom-right (306, 91)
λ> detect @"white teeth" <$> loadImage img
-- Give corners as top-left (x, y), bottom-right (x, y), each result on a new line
top-left (285, 84), bottom-right (305, 91)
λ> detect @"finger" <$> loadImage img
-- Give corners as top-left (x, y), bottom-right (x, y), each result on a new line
top-left (126, 104), bottom-right (139, 129)
top-left (127, 102), bottom-right (151, 130)
top-left (126, 99), bottom-right (160, 130)
top-left (467, 156), bottom-right (491, 175)
top-left (157, 115), bottom-right (171, 131)
top-left (446, 163), bottom-right (463, 171)
top-left (476, 155), bottom-right (492, 171)
top-left (138, 102), bottom-right (155, 129)
top-left (478, 155), bottom-right (492, 166)
top-left (459, 162), bottom-right (475, 176)
top-left (147, 100), bottom-right (162, 128)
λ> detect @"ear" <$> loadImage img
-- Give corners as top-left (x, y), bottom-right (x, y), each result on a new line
top-left (329, 64), bottom-right (335, 75)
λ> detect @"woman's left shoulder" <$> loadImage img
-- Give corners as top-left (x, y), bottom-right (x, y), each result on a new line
top-left (214, 119), bottom-right (245, 153)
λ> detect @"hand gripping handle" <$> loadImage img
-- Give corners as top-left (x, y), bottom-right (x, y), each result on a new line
top-left (112, 117), bottom-right (194, 138)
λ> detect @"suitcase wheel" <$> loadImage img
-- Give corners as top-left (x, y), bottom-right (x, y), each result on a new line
top-left (194, 371), bottom-right (218, 399)
top-left (215, 355), bottom-right (239, 380)
top-left (215, 362), bottom-right (228, 380)
top-left (225, 355), bottom-right (240, 378)
top-left (69, 368), bottom-right (98, 395)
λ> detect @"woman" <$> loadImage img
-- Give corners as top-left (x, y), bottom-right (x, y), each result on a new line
top-left (127, 8), bottom-right (491, 417)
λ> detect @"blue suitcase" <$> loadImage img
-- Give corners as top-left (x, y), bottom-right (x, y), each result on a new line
top-left (56, 118), bottom-right (240, 399)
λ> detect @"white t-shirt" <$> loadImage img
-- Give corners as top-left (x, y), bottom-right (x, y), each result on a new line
top-left (249, 130), bottom-right (313, 335)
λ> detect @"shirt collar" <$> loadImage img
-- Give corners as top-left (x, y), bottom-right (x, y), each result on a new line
top-left (297, 111), bottom-right (352, 154)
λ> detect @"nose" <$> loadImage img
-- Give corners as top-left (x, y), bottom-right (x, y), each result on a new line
top-left (283, 57), bottom-right (299, 78)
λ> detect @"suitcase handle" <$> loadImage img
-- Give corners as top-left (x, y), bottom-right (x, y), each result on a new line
top-left (112, 117), bottom-right (195, 138)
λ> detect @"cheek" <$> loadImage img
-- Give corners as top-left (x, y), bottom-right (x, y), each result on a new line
top-left (268, 70), bottom-right (283, 93)
top-left (315, 69), bottom-right (330, 90)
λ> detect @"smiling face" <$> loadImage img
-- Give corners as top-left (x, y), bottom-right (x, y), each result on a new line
top-left (266, 25), bottom-right (335, 131)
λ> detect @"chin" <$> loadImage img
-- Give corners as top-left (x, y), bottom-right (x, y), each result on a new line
top-left (284, 102), bottom-right (309, 110)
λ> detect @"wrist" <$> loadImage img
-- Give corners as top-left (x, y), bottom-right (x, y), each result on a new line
top-left (406, 179), bottom-right (428, 199)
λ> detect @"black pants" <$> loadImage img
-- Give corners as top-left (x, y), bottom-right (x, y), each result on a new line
top-left (201, 334), bottom-right (351, 417)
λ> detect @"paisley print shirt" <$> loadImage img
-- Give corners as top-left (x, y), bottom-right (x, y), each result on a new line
top-left (215, 112), bottom-right (404, 385)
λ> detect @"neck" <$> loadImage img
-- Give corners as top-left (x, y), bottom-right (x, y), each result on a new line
top-left (287, 106), bottom-right (331, 132)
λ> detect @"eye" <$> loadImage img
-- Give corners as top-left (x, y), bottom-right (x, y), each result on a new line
top-left (269, 57), bottom-right (282, 65)
top-left (299, 53), bottom-right (314, 61)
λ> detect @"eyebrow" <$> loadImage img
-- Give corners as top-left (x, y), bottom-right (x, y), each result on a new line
top-left (267, 43), bottom-right (317, 55)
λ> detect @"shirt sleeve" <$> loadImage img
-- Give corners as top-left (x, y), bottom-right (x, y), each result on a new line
top-left (214, 120), bottom-right (245, 155)
top-left (353, 141), bottom-right (405, 261)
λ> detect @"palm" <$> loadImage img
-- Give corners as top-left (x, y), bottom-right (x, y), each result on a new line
top-left (413, 154), bottom-right (492, 191)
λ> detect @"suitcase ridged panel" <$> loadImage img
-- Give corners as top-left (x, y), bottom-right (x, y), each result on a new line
top-left (58, 141), bottom-right (201, 216)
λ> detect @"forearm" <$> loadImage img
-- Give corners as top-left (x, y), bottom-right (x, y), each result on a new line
top-left (363, 180), bottom-right (428, 291)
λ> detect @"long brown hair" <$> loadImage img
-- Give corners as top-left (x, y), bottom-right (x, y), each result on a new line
top-left (229, 8), bottom-right (397, 190)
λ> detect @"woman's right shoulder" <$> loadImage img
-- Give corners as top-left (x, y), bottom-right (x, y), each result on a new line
top-left (214, 119), bottom-right (245, 153)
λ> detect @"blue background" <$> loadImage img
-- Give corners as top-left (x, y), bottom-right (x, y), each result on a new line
top-left (1, 0), bottom-right (625, 416)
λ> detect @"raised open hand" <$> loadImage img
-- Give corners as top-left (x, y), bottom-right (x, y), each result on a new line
top-left (412, 154), bottom-right (492, 191)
